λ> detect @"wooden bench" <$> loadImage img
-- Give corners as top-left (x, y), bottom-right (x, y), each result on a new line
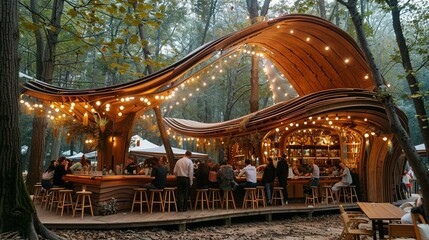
top-left (388, 224), bottom-right (416, 239)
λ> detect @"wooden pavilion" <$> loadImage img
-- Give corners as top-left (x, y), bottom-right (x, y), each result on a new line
top-left (21, 14), bottom-right (408, 202)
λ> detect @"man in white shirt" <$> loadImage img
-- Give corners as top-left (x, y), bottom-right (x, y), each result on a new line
top-left (238, 159), bottom-right (257, 188)
top-left (332, 162), bottom-right (352, 203)
top-left (173, 150), bottom-right (194, 212)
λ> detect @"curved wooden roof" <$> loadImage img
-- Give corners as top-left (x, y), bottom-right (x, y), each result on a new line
top-left (21, 14), bottom-right (374, 123)
top-left (163, 88), bottom-right (407, 138)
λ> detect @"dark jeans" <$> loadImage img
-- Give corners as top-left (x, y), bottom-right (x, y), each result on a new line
top-left (304, 178), bottom-right (319, 195)
top-left (278, 177), bottom-right (288, 201)
top-left (41, 179), bottom-right (53, 189)
top-left (176, 176), bottom-right (191, 211)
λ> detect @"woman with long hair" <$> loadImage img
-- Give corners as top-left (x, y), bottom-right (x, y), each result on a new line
top-left (41, 160), bottom-right (57, 189)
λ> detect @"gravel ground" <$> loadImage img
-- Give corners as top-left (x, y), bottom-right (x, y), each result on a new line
top-left (50, 214), bottom-right (355, 240)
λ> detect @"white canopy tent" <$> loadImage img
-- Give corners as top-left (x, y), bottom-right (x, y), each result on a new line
top-left (68, 151), bottom-right (98, 161)
top-left (130, 146), bottom-right (208, 159)
top-left (129, 139), bottom-right (160, 151)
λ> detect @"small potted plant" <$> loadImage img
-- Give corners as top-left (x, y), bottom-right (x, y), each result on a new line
top-left (94, 114), bottom-right (109, 133)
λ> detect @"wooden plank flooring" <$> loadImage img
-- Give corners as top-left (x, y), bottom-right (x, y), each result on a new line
top-left (36, 202), bottom-right (358, 230)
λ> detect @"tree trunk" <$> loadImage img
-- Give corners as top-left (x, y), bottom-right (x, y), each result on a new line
top-left (249, 52), bottom-right (259, 113)
top-left (154, 107), bottom-right (175, 172)
top-left (50, 126), bottom-right (63, 163)
top-left (0, 0), bottom-right (62, 238)
top-left (200, 0), bottom-right (218, 45)
top-left (387, 0), bottom-right (429, 157)
top-left (247, 0), bottom-right (259, 113)
top-left (318, 0), bottom-right (327, 19)
top-left (246, 0), bottom-right (270, 113)
top-left (26, 112), bottom-right (47, 193)
top-left (338, 0), bottom-right (429, 220)
top-left (26, 0), bottom-right (65, 194)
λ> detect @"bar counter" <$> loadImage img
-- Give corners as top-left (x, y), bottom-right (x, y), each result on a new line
top-left (63, 174), bottom-right (341, 215)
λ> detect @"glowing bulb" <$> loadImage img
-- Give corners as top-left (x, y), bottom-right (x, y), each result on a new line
top-left (96, 101), bottom-right (101, 106)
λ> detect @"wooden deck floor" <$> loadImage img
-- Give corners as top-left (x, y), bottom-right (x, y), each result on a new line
top-left (36, 202), bottom-right (358, 231)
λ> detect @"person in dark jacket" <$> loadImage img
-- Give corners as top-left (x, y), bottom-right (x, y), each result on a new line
top-left (262, 157), bottom-right (276, 205)
top-left (143, 157), bottom-right (167, 189)
top-left (276, 156), bottom-right (289, 204)
top-left (53, 156), bottom-right (73, 189)
top-left (195, 162), bottom-right (210, 189)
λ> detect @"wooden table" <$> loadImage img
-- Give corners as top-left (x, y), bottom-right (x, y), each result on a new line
top-left (357, 202), bottom-right (403, 239)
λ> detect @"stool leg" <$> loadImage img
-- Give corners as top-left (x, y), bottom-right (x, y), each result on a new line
top-left (139, 191), bottom-right (143, 214)
top-left (73, 194), bottom-right (80, 218)
top-left (81, 195), bottom-right (86, 219)
top-left (88, 195), bottom-right (94, 217)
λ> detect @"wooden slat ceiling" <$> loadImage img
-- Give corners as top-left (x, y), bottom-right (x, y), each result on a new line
top-left (20, 14), bottom-right (375, 124)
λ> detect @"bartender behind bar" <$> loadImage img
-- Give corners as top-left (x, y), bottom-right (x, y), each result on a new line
top-left (125, 156), bottom-right (139, 175)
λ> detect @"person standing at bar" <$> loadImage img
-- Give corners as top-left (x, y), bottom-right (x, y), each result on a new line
top-left (262, 157), bottom-right (276, 205)
top-left (276, 156), bottom-right (289, 205)
top-left (174, 150), bottom-right (194, 212)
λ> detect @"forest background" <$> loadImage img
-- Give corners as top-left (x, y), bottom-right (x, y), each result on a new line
top-left (17, 0), bottom-right (428, 170)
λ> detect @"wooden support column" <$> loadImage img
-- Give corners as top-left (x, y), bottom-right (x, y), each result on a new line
top-left (98, 113), bottom-right (137, 171)
top-left (153, 106), bottom-right (175, 172)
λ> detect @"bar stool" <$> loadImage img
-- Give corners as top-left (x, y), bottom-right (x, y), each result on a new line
top-left (339, 186), bottom-right (350, 203)
top-left (222, 189), bottom-right (236, 210)
top-left (163, 187), bottom-right (178, 212)
top-left (32, 184), bottom-right (43, 203)
top-left (305, 186), bottom-right (319, 206)
top-left (321, 185), bottom-right (335, 204)
top-left (349, 185), bottom-right (359, 203)
top-left (194, 189), bottom-right (210, 210)
top-left (131, 188), bottom-right (150, 214)
top-left (208, 188), bottom-right (223, 209)
top-left (149, 189), bottom-right (164, 213)
top-left (256, 186), bottom-right (266, 207)
top-left (49, 187), bottom-right (65, 211)
top-left (56, 189), bottom-right (74, 216)
top-left (242, 188), bottom-right (257, 209)
top-left (40, 189), bottom-right (51, 209)
top-left (271, 187), bottom-right (285, 206)
top-left (73, 191), bottom-right (94, 219)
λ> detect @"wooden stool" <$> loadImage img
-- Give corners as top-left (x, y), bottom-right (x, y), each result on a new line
top-left (349, 185), bottom-right (359, 203)
top-left (208, 188), bottom-right (223, 209)
top-left (73, 191), bottom-right (94, 219)
top-left (149, 189), bottom-right (164, 213)
top-left (49, 187), bottom-right (65, 211)
top-left (222, 189), bottom-right (236, 210)
top-left (131, 188), bottom-right (150, 214)
top-left (305, 186), bottom-right (319, 205)
top-left (194, 189), bottom-right (210, 210)
top-left (56, 189), bottom-right (74, 216)
top-left (321, 185), bottom-right (335, 204)
top-left (339, 186), bottom-right (350, 203)
top-left (40, 189), bottom-right (51, 209)
top-left (256, 186), bottom-right (266, 207)
top-left (32, 184), bottom-right (43, 203)
top-left (163, 187), bottom-right (178, 212)
top-left (242, 188), bottom-right (257, 209)
top-left (272, 187), bottom-right (285, 206)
